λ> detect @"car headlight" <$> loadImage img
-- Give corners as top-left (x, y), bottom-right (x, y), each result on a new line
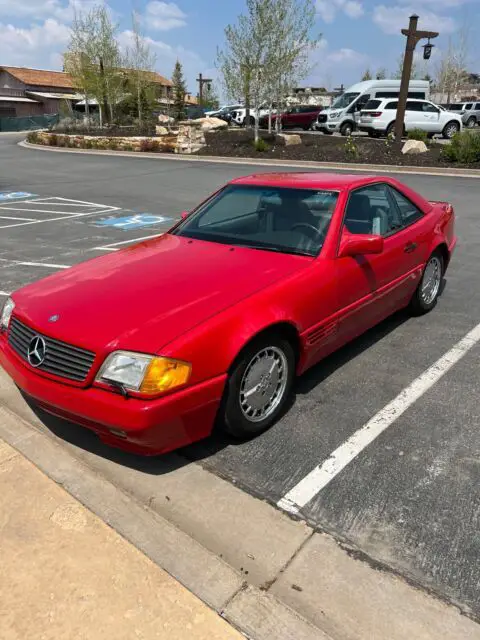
top-left (0, 297), bottom-right (15, 331)
top-left (96, 350), bottom-right (192, 396)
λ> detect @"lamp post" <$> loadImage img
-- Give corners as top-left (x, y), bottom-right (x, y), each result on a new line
top-left (196, 73), bottom-right (213, 109)
top-left (395, 15), bottom-right (438, 143)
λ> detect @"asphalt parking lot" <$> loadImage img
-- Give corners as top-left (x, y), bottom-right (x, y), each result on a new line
top-left (1, 134), bottom-right (479, 620)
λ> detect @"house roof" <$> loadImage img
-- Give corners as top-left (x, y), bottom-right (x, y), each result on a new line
top-left (1, 65), bottom-right (175, 94)
top-left (1, 66), bottom-right (75, 89)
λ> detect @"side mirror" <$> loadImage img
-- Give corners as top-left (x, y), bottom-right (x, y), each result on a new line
top-left (181, 211), bottom-right (189, 220)
top-left (338, 232), bottom-right (384, 258)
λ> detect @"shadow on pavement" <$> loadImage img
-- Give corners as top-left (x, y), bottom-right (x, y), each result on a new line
top-left (25, 307), bottom-right (412, 473)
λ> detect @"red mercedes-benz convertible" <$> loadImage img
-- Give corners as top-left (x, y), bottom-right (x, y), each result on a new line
top-left (0, 173), bottom-right (456, 455)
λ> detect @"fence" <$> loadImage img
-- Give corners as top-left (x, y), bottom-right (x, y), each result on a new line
top-left (0, 114), bottom-right (59, 133)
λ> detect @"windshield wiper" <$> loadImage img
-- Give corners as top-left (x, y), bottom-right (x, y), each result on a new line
top-left (231, 243), bottom-right (314, 257)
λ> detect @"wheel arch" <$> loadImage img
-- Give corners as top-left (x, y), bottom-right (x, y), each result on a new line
top-left (431, 241), bottom-right (450, 271)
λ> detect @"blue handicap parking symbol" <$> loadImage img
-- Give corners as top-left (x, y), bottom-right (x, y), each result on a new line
top-left (0, 192), bottom-right (35, 201)
top-left (94, 213), bottom-right (172, 230)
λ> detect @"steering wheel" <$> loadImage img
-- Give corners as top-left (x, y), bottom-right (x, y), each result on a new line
top-left (290, 222), bottom-right (323, 239)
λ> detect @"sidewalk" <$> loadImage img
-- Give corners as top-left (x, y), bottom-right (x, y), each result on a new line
top-left (0, 438), bottom-right (243, 640)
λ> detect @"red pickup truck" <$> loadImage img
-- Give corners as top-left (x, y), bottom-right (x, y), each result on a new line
top-left (259, 105), bottom-right (323, 131)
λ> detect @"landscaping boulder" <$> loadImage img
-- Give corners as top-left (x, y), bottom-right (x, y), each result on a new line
top-left (155, 125), bottom-right (169, 136)
top-left (158, 114), bottom-right (173, 124)
top-left (402, 140), bottom-right (428, 155)
top-left (275, 133), bottom-right (302, 146)
top-left (181, 117), bottom-right (228, 132)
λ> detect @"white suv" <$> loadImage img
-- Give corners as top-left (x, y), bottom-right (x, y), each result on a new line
top-left (359, 98), bottom-right (462, 139)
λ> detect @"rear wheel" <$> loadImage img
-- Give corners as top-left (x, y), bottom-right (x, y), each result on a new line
top-left (340, 121), bottom-right (354, 136)
top-left (220, 335), bottom-right (295, 439)
top-left (386, 121), bottom-right (404, 138)
top-left (442, 120), bottom-right (460, 139)
top-left (466, 117), bottom-right (476, 129)
top-left (410, 251), bottom-right (444, 315)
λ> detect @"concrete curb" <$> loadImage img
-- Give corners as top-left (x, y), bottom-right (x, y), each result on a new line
top-left (19, 140), bottom-right (480, 179)
top-left (0, 404), bottom-right (329, 640)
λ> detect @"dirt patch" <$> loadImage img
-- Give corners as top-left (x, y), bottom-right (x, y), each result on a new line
top-left (197, 129), bottom-right (480, 169)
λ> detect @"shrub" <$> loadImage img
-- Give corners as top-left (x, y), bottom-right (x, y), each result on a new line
top-left (253, 138), bottom-right (269, 152)
top-left (139, 138), bottom-right (160, 152)
top-left (123, 144), bottom-right (134, 152)
top-left (83, 139), bottom-right (93, 149)
top-left (344, 135), bottom-right (359, 160)
top-left (441, 130), bottom-right (480, 164)
top-left (26, 131), bottom-right (39, 144)
top-left (48, 133), bottom-right (58, 146)
top-left (56, 137), bottom-right (66, 147)
top-left (407, 128), bottom-right (429, 143)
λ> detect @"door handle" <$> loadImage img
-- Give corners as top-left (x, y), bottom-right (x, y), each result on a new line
top-left (404, 242), bottom-right (417, 253)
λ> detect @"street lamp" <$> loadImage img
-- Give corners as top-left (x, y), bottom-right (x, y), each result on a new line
top-left (423, 39), bottom-right (434, 60)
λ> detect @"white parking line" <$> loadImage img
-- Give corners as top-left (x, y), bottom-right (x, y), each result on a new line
top-left (0, 215), bottom-right (37, 221)
top-left (0, 259), bottom-right (70, 269)
top-left (0, 206), bottom-right (87, 216)
top-left (93, 232), bottom-right (164, 251)
top-left (0, 208), bottom-right (120, 229)
top-left (277, 321), bottom-right (480, 515)
top-left (0, 291), bottom-right (11, 296)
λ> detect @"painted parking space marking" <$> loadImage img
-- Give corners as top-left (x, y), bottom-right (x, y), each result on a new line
top-left (278, 320), bottom-right (480, 515)
top-left (0, 215), bottom-right (38, 221)
top-left (0, 259), bottom-right (70, 269)
top-left (0, 192), bottom-right (35, 201)
top-left (0, 291), bottom-right (11, 296)
top-left (94, 213), bottom-right (172, 230)
top-left (92, 232), bottom-right (164, 252)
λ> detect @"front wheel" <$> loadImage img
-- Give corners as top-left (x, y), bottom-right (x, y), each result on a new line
top-left (410, 251), bottom-right (444, 315)
top-left (442, 121), bottom-right (460, 139)
top-left (220, 336), bottom-right (295, 438)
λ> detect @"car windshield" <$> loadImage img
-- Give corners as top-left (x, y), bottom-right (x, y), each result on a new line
top-left (331, 92), bottom-right (360, 109)
top-left (172, 185), bottom-right (338, 257)
top-left (448, 104), bottom-right (464, 111)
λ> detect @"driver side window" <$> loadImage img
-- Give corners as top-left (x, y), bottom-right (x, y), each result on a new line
top-left (344, 184), bottom-right (402, 236)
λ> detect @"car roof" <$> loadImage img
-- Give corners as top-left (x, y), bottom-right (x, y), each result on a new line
top-left (229, 173), bottom-right (390, 191)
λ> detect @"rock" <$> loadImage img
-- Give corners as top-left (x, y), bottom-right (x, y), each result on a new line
top-left (402, 140), bottom-right (428, 155)
top-left (180, 117), bottom-right (228, 132)
top-left (158, 114), bottom-right (173, 124)
top-left (275, 133), bottom-right (302, 146)
top-left (155, 125), bottom-right (169, 136)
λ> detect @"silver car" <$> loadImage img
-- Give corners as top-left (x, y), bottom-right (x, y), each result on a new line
top-left (446, 102), bottom-right (480, 128)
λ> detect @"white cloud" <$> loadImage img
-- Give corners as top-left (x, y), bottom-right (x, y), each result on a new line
top-left (373, 5), bottom-right (457, 35)
top-left (327, 48), bottom-right (369, 65)
top-left (145, 1), bottom-right (187, 31)
top-left (316, 0), bottom-right (364, 23)
top-left (0, 18), bottom-right (70, 67)
top-left (0, 0), bottom-right (100, 22)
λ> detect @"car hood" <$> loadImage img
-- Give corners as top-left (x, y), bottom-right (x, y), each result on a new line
top-left (13, 234), bottom-right (309, 355)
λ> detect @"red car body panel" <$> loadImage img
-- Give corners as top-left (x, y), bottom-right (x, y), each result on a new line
top-left (0, 174), bottom-right (456, 455)
top-left (260, 108), bottom-right (322, 129)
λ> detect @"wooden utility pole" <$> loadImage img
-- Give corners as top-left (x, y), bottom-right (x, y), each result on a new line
top-left (395, 15), bottom-right (438, 142)
top-left (196, 73), bottom-right (212, 109)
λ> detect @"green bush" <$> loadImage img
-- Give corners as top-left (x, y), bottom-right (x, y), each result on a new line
top-left (344, 135), bottom-right (359, 160)
top-left (253, 138), bottom-right (269, 152)
top-left (26, 131), bottom-right (39, 144)
top-left (83, 139), bottom-right (93, 149)
top-left (407, 128), bottom-right (429, 143)
top-left (441, 130), bottom-right (480, 164)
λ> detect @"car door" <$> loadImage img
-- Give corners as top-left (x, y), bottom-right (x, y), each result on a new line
top-left (285, 107), bottom-right (301, 128)
top-left (421, 101), bottom-right (441, 132)
top-left (404, 101), bottom-right (423, 130)
top-left (336, 183), bottom-right (426, 341)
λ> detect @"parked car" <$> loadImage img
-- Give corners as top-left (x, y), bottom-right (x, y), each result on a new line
top-left (259, 105), bottom-right (322, 131)
top-left (358, 98), bottom-right (462, 139)
top-left (205, 104), bottom-right (243, 124)
top-left (443, 102), bottom-right (480, 128)
top-left (0, 174), bottom-right (456, 455)
top-left (314, 79), bottom-right (430, 136)
top-left (231, 103), bottom-right (278, 127)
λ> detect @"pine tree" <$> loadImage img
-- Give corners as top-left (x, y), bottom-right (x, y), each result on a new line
top-left (361, 68), bottom-right (372, 81)
top-left (172, 60), bottom-right (187, 121)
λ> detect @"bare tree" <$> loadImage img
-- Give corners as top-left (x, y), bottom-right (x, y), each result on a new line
top-left (124, 10), bottom-right (157, 124)
top-left (376, 68), bottom-right (387, 80)
top-left (435, 27), bottom-right (470, 103)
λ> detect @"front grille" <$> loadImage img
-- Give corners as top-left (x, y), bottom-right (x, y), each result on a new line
top-left (8, 317), bottom-right (95, 382)
top-left (317, 114), bottom-right (328, 123)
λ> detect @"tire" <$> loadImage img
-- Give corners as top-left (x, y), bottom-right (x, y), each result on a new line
top-left (409, 251), bottom-right (444, 316)
top-left (466, 117), bottom-right (476, 129)
top-left (340, 121), bottom-right (354, 136)
top-left (386, 121), bottom-right (404, 138)
top-left (220, 335), bottom-right (296, 439)
top-left (442, 120), bottom-right (460, 139)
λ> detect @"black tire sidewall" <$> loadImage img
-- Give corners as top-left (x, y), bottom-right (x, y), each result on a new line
top-left (410, 251), bottom-right (444, 315)
top-left (221, 336), bottom-right (296, 438)
top-left (443, 121), bottom-right (459, 138)
top-left (340, 122), bottom-right (353, 136)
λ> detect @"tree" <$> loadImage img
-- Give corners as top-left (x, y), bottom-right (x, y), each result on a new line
top-left (376, 68), bottom-right (387, 80)
top-left (435, 27), bottom-right (470, 102)
top-left (361, 68), bottom-right (372, 81)
top-left (202, 82), bottom-right (220, 111)
top-left (124, 10), bottom-right (157, 124)
top-left (172, 60), bottom-right (187, 121)
top-left (217, 0), bottom-right (319, 140)
top-left (64, 4), bottom-right (123, 126)
top-left (393, 54), bottom-right (421, 81)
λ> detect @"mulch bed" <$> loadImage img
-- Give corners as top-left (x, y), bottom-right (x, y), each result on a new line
top-left (198, 129), bottom-right (479, 169)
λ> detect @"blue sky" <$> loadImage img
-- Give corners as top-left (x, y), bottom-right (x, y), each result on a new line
top-left (0, 0), bottom-right (478, 95)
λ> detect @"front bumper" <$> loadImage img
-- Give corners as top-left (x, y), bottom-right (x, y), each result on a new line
top-left (0, 336), bottom-right (226, 455)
